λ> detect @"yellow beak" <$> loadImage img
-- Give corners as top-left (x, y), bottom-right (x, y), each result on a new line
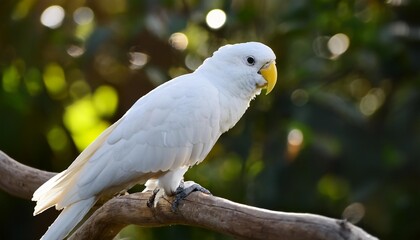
top-left (259, 61), bottom-right (277, 95)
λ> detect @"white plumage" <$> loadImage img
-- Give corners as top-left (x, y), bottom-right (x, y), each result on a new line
top-left (32, 42), bottom-right (277, 240)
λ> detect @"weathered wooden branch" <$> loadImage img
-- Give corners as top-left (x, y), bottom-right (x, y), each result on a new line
top-left (0, 150), bottom-right (378, 240)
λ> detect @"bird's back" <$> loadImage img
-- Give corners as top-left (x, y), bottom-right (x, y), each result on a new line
top-left (34, 72), bottom-right (224, 213)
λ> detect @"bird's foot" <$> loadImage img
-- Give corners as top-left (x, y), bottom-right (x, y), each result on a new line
top-left (147, 188), bottom-right (165, 208)
top-left (172, 180), bottom-right (211, 212)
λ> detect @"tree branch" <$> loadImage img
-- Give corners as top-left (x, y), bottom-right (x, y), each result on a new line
top-left (0, 150), bottom-right (378, 240)
top-left (0, 151), bottom-right (55, 199)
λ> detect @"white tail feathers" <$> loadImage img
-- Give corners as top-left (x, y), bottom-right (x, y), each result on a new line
top-left (40, 197), bottom-right (96, 240)
top-left (32, 171), bottom-right (68, 215)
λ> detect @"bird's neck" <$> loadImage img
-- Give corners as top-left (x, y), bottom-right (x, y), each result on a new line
top-left (195, 61), bottom-right (259, 133)
top-left (218, 92), bottom-right (250, 133)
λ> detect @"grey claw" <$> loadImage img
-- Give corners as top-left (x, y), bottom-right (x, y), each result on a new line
top-left (172, 181), bottom-right (211, 211)
top-left (147, 188), bottom-right (160, 208)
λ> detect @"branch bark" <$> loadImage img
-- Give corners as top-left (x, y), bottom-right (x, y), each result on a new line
top-left (0, 150), bottom-right (378, 240)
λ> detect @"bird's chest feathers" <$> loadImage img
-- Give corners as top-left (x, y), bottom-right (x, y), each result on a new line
top-left (218, 94), bottom-right (251, 133)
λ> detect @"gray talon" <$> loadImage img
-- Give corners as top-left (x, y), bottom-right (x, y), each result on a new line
top-left (147, 188), bottom-right (160, 208)
top-left (172, 181), bottom-right (211, 211)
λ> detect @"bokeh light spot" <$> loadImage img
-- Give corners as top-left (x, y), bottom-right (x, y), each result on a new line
top-left (63, 97), bottom-right (110, 151)
top-left (206, 9), bottom-right (227, 29)
top-left (328, 33), bottom-right (350, 58)
top-left (47, 126), bottom-right (69, 152)
top-left (288, 129), bottom-right (303, 146)
top-left (63, 98), bottom-right (97, 134)
top-left (389, 21), bottom-right (410, 37)
top-left (169, 32), bottom-right (189, 51)
top-left (73, 7), bottom-right (94, 25)
top-left (359, 88), bottom-right (385, 116)
top-left (287, 128), bottom-right (304, 161)
top-left (386, 0), bottom-right (408, 6)
top-left (168, 67), bottom-right (189, 79)
top-left (67, 45), bottom-right (85, 58)
top-left (69, 80), bottom-right (91, 100)
top-left (74, 21), bottom-right (95, 41)
top-left (24, 67), bottom-right (43, 96)
top-left (2, 65), bottom-right (20, 92)
top-left (342, 202), bottom-right (365, 224)
top-left (314, 33), bottom-right (350, 59)
top-left (43, 63), bottom-right (67, 98)
top-left (40, 5), bottom-right (65, 29)
top-left (185, 54), bottom-right (202, 71)
top-left (129, 52), bottom-right (149, 70)
top-left (349, 78), bottom-right (370, 100)
top-left (248, 160), bottom-right (264, 177)
top-left (93, 85), bottom-right (119, 117)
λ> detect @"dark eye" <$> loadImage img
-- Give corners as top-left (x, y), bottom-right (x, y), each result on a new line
top-left (246, 56), bottom-right (255, 66)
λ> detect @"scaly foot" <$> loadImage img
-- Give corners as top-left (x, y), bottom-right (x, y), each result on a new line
top-left (172, 180), bottom-right (211, 211)
top-left (147, 188), bottom-right (164, 208)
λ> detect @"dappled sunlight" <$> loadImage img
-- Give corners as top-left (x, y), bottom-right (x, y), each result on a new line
top-left (183, 24), bottom-right (209, 56)
top-left (62, 84), bottom-right (118, 151)
top-left (389, 21), bottom-right (410, 37)
top-left (386, 0), bottom-right (409, 6)
top-left (46, 126), bottom-right (69, 152)
top-left (23, 67), bottom-right (43, 96)
top-left (63, 97), bottom-right (111, 151)
top-left (349, 78), bottom-right (371, 100)
top-left (72, 121), bottom-right (110, 152)
top-left (287, 128), bottom-right (303, 161)
top-left (313, 33), bottom-right (350, 59)
top-left (40, 5), bottom-right (65, 29)
top-left (185, 54), bottom-right (202, 70)
top-left (288, 129), bottom-right (303, 146)
top-left (63, 97), bottom-right (98, 134)
top-left (67, 45), bottom-right (85, 58)
top-left (73, 7), bottom-right (94, 25)
top-left (69, 79), bottom-right (91, 100)
top-left (92, 85), bottom-right (119, 117)
top-left (359, 88), bottom-right (386, 116)
top-left (168, 32), bottom-right (189, 51)
top-left (2, 64), bottom-right (20, 93)
top-left (128, 51), bottom-right (149, 70)
top-left (343, 202), bottom-right (365, 224)
top-left (43, 63), bottom-right (67, 99)
top-left (74, 20), bottom-right (95, 41)
top-left (327, 33), bottom-right (350, 59)
top-left (206, 9), bottom-right (227, 30)
top-left (168, 67), bottom-right (188, 79)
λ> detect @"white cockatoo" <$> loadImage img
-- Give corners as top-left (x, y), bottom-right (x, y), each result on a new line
top-left (32, 42), bottom-right (277, 240)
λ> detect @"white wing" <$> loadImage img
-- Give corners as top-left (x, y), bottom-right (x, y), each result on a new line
top-left (34, 73), bottom-right (222, 212)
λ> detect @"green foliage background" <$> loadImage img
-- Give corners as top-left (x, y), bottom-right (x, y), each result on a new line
top-left (1, 0), bottom-right (419, 239)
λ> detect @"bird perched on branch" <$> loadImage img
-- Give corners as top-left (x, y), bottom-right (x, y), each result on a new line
top-left (32, 41), bottom-right (277, 240)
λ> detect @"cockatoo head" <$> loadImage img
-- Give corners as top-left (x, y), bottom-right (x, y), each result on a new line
top-left (198, 42), bottom-right (277, 97)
